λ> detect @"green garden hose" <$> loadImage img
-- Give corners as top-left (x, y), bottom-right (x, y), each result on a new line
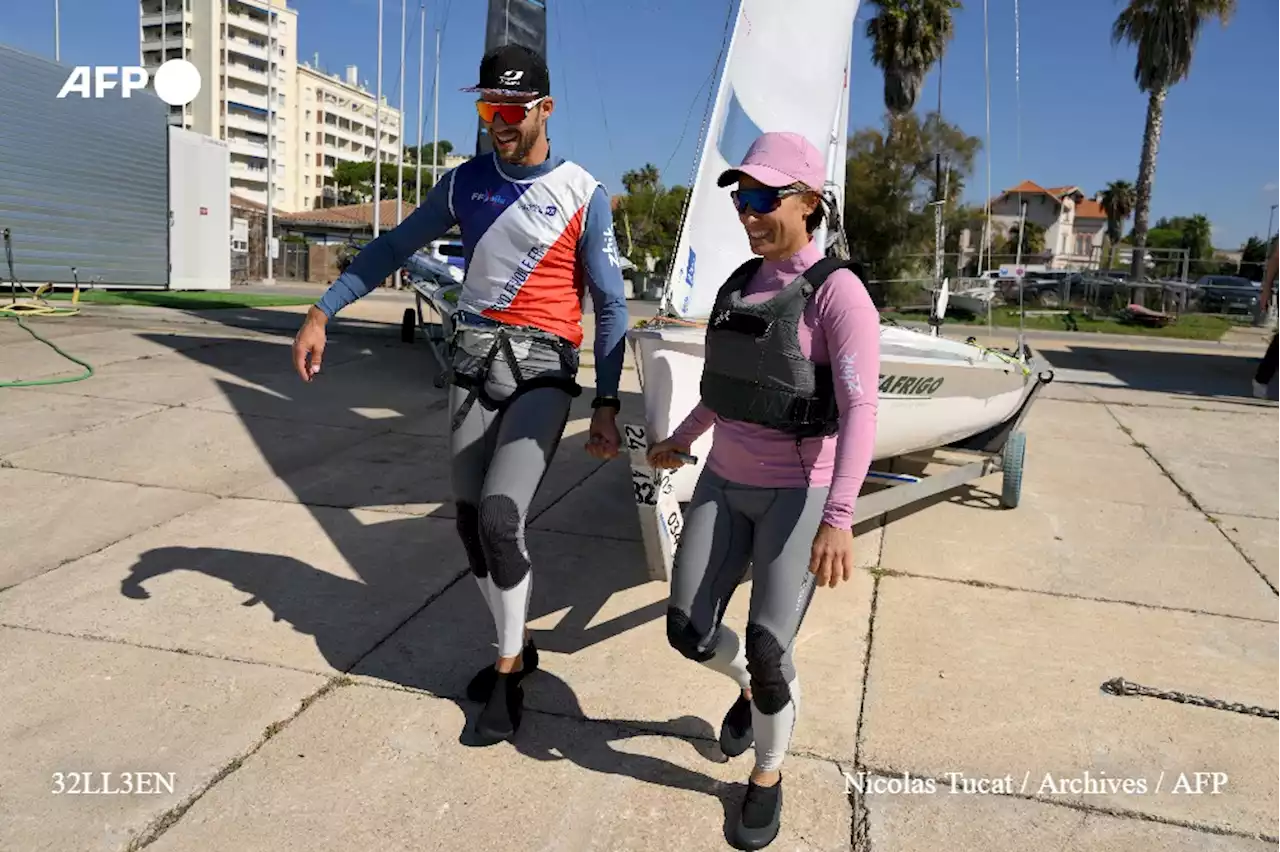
top-left (0, 303), bottom-right (95, 387)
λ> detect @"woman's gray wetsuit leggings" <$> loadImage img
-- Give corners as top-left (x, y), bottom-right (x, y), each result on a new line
top-left (449, 325), bottom-right (577, 659)
top-left (667, 467), bottom-right (828, 772)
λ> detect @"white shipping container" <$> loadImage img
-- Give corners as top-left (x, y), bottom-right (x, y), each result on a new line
top-left (168, 127), bottom-right (231, 290)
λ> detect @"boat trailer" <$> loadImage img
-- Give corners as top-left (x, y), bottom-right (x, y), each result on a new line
top-left (625, 351), bottom-right (1056, 582)
top-left (397, 272), bottom-right (1057, 585)
top-left (399, 275), bottom-right (460, 388)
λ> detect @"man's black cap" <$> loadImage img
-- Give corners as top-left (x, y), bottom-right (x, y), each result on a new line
top-left (463, 44), bottom-right (550, 98)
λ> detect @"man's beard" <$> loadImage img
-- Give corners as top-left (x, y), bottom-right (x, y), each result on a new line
top-left (496, 125), bottom-right (539, 163)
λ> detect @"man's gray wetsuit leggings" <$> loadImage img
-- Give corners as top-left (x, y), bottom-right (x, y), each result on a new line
top-left (449, 325), bottom-right (577, 659)
top-left (667, 467), bottom-right (828, 772)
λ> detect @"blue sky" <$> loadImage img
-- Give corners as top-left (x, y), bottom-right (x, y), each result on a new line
top-left (6, 0), bottom-right (1277, 247)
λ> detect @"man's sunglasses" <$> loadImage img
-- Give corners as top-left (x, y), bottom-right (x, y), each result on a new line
top-left (475, 96), bottom-right (547, 125)
top-left (730, 186), bottom-right (808, 215)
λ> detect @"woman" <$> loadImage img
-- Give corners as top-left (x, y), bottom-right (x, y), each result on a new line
top-left (647, 132), bottom-right (880, 851)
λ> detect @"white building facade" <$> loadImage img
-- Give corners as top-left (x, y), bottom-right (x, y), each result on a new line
top-left (139, 0), bottom-right (401, 212)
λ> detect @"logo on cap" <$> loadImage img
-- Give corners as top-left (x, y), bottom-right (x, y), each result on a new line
top-left (499, 70), bottom-right (525, 86)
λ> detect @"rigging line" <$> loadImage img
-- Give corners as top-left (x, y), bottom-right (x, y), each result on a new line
top-left (387, 3), bottom-right (420, 105)
top-left (657, 0), bottom-right (736, 312)
top-left (573, 0), bottom-right (620, 188)
top-left (551, 0), bottom-right (574, 159)
top-left (659, 1), bottom-right (733, 184)
top-left (980, 0), bottom-right (992, 280)
top-left (1014, 0), bottom-right (1023, 261)
top-left (640, 0), bottom-right (734, 254)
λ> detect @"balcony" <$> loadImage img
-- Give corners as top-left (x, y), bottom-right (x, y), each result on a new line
top-left (227, 136), bottom-right (269, 158)
top-left (226, 36), bottom-right (269, 61)
top-left (226, 62), bottom-right (267, 86)
top-left (140, 10), bottom-right (187, 28)
top-left (230, 161), bottom-right (266, 181)
top-left (225, 110), bottom-right (265, 134)
top-left (228, 11), bottom-right (269, 37)
top-left (227, 88), bottom-right (269, 111)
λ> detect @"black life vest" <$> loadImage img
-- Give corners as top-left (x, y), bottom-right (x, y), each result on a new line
top-left (700, 256), bottom-right (854, 439)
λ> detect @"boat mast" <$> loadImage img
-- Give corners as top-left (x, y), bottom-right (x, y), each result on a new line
top-left (475, 0), bottom-right (547, 157)
top-left (397, 0), bottom-right (406, 226)
top-left (416, 1), bottom-right (425, 207)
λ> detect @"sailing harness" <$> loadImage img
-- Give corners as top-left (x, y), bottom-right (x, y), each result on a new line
top-left (446, 314), bottom-right (583, 431)
top-left (700, 255), bottom-right (855, 440)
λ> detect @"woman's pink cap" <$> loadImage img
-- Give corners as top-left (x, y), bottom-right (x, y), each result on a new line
top-left (717, 132), bottom-right (826, 191)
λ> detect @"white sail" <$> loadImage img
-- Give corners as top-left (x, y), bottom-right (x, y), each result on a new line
top-left (663, 0), bottom-right (861, 319)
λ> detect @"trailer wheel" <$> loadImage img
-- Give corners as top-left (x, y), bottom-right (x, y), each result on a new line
top-left (400, 308), bottom-right (416, 343)
top-left (1001, 431), bottom-right (1027, 509)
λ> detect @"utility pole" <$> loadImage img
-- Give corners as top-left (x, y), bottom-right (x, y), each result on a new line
top-left (54, 0), bottom-right (60, 62)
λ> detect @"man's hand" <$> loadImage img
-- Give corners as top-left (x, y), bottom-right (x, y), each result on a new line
top-left (292, 306), bottom-right (328, 382)
top-left (585, 407), bottom-right (621, 459)
top-left (808, 523), bottom-right (854, 588)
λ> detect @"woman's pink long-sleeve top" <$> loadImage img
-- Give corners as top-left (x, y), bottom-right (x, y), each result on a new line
top-left (669, 238), bottom-right (881, 530)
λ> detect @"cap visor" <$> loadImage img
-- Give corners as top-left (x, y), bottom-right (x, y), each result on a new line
top-left (460, 85), bottom-right (535, 96)
top-left (716, 163), bottom-right (796, 189)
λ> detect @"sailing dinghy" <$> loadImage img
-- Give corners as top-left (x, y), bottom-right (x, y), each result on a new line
top-left (623, 0), bottom-right (1054, 580)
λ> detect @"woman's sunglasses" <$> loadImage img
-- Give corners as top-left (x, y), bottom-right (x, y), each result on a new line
top-left (475, 96), bottom-right (547, 125)
top-left (730, 186), bottom-right (807, 215)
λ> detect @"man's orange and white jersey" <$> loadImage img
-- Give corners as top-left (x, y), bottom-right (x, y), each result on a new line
top-left (450, 154), bottom-right (603, 347)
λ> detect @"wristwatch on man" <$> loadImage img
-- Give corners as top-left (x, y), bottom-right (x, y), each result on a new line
top-left (591, 395), bottom-right (621, 413)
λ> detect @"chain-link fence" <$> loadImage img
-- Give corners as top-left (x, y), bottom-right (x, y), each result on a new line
top-left (276, 241), bottom-right (309, 281)
top-left (867, 245), bottom-right (1272, 326)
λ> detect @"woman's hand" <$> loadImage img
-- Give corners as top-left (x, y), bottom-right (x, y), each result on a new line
top-left (647, 437), bottom-right (692, 469)
top-left (809, 523), bottom-right (854, 588)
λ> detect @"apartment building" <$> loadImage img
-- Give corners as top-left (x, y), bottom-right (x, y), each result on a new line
top-left (139, 0), bottom-right (400, 212)
top-left (297, 62), bottom-right (401, 212)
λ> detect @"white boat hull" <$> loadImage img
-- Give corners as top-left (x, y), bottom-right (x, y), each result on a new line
top-left (627, 322), bottom-right (1036, 503)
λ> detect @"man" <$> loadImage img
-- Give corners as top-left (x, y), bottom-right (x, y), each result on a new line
top-left (1252, 244), bottom-right (1277, 398)
top-left (291, 43), bottom-right (629, 744)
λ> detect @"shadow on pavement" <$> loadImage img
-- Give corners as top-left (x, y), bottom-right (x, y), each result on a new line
top-left (1041, 344), bottom-right (1273, 401)
top-left (116, 324), bottom-right (745, 825)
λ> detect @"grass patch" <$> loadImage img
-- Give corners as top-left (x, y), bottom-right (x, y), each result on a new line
top-left (887, 308), bottom-right (1236, 341)
top-left (38, 290), bottom-right (317, 309)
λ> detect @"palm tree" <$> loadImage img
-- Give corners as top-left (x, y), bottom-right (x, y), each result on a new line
top-left (1112, 0), bottom-right (1236, 280)
top-left (1181, 213), bottom-right (1213, 261)
top-left (1100, 180), bottom-right (1136, 268)
top-left (866, 0), bottom-right (962, 115)
top-left (622, 164), bottom-right (661, 195)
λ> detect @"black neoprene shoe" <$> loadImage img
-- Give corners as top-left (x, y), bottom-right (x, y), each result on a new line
top-left (472, 672), bottom-right (524, 746)
top-left (719, 693), bottom-right (754, 758)
top-left (465, 639), bottom-right (539, 702)
top-left (729, 775), bottom-right (783, 851)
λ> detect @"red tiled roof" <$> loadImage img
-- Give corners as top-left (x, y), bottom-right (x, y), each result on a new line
top-left (279, 199), bottom-right (419, 228)
top-left (230, 193), bottom-right (290, 217)
top-left (1002, 180), bottom-right (1050, 196)
top-left (1074, 198), bottom-right (1107, 219)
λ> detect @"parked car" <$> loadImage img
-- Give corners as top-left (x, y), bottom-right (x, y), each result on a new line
top-left (1193, 275), bottom-right (1260, 314)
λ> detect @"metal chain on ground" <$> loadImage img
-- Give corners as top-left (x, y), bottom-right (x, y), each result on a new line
top-left (1102, 677), bottom-right (1278, 719)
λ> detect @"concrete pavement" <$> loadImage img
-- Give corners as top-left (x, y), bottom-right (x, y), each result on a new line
top-left (1, 304), bottom-right (1276, 851)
